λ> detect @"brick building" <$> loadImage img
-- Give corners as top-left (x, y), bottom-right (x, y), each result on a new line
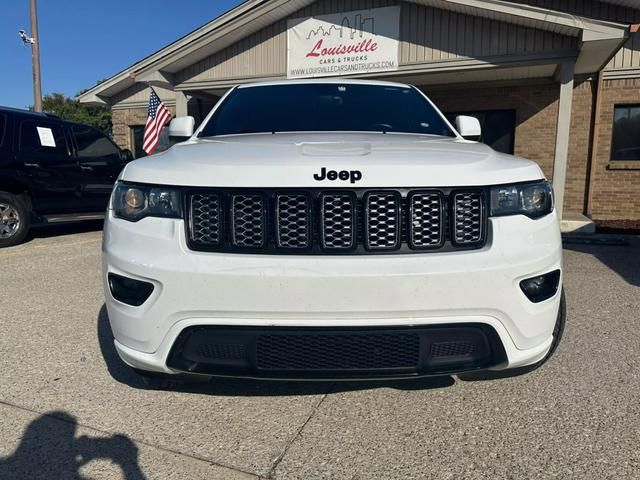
top-left (78, 0), bottom-right (640, 225)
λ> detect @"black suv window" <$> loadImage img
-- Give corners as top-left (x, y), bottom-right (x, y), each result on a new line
top-left (20, 121), bottom-right (69, 158)
top-left (72, 124), bottom-right (120, 159)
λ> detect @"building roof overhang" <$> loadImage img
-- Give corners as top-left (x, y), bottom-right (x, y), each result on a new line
top-left (598, 0), bottom-right (640, 7)
top-left (413, 0), bottom-right (630, 74)
top-left (78, 0), bottom-right (631, 105)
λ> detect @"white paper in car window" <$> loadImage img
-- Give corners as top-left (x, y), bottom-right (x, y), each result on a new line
top-left (36, 126), bottom-right (56, 147)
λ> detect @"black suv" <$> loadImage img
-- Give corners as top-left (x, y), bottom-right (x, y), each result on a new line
top-left (0, 107), bottom-right (133, 247)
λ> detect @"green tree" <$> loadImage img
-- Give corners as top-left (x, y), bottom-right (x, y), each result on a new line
top-left (40, 92), bottom-right (112, 136)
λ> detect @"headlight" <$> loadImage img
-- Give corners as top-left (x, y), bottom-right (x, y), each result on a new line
top-left (490, 181), bottom-right (554, 218)
top-left (111, 182), bottom-right (182, 221)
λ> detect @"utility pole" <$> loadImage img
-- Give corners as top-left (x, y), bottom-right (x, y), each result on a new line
top-left (29, 0), bottom-right (42, 112)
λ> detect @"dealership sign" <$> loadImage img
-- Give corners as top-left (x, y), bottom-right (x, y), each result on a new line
top-left (287, 6), bottom-right (400, 79)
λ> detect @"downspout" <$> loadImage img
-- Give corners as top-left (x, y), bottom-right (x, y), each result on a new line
top-left (585, 69), bottom-right (604, 218)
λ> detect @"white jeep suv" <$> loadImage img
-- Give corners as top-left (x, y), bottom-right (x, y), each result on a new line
top-left (103, 79), bottom-right (564, 386)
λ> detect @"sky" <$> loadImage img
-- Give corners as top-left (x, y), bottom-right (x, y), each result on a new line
top-left (0, 0), bottom-right (244, 109)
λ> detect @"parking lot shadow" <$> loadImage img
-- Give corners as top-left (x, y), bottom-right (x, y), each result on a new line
top-left (97, 305), bottom-right (455, 396)
top-left (563, 235), bottom-right (640, 287)
top-left (0, 411), bottom-right (145, 480)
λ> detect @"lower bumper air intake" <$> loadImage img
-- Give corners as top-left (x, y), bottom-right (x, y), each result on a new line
top-left (167, 325), bottom-right (507, 379)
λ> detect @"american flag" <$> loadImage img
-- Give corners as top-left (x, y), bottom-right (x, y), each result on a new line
top-left (143, 88), bottom-right (172, 155)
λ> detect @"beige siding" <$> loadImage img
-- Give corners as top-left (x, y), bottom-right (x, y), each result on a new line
top-left (609, 32), bottom-right (640, 71)
top-left (111, 83), bottom-right (176, 107)
top-left (514, 0), bottom-right (640, 71)
top-left (175, 0), bottom-right (577, 85)
top-left (397, 2), bottom-right (575, 64)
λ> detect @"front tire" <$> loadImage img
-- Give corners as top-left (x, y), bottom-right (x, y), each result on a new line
top-left (0, 192), bottom-right (30, 248)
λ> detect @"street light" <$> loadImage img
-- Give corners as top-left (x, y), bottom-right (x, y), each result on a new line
top-left (18, 30), bottom-right (35, 45)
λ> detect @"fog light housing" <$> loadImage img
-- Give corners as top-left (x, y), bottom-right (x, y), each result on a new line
top-left (520, 270), bottom-right (561, 303)
top-left (108, 273), bottom-right (154, 306)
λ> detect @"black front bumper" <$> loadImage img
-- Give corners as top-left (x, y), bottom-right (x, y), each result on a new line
top-left (167, 325), bottom-right (507, 380)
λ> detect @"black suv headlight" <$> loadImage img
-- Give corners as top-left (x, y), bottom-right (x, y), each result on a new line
top-left (490, 181), bottom-right (554, 219)
top-left (111, 182), bottom-right (182, 221)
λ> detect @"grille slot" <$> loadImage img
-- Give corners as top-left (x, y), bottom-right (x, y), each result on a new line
top-left (231, 194), bottom-right (265, 247)
top-left (430, 341), bottom-right (476, 358)
top-left (186, 188), bottom-right (487, 254)
top-left (196, 343), bottom-right (246, 360)
top-left (364, 192), bottom-right (401, 250)
top-left (409, 192), bottom-right (444, 248)
top-left (256, 333), bottom-right (420, 370)
top-left (320, 193), bottom-right (356, 250)
top-left (276, 194), bottom-right (311, 249)
top-left (452, 192), bottom-right (485, 246)
top-left (189, 193), bottom-right (222, 247)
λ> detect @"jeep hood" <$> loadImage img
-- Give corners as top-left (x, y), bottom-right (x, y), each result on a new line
top-left (120, 132), bottom-right (544, 187)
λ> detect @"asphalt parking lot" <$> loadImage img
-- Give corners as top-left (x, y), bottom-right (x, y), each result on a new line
top-left (1, 224), bottom-right (639, 479)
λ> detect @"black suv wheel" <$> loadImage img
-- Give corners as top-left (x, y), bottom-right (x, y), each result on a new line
top-left (0, 192), bottom-right (30, 248)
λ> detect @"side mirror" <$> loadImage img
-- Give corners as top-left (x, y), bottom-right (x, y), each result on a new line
top-left (120, 149), bottom-right (134, 162)
top-left (168, 116), bottom-right (195, 138)
top-left (455, 115), bottom-right (481, 140)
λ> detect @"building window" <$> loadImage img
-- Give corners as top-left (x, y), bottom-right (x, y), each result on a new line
top-left (445, 110), bottom-right (516, 154)
top-left (611, 105), bottom-right (640, 161)
top-left (130, 124), bottom-right (173, 158)
top-left (131, 125), bottom-right (147, 159)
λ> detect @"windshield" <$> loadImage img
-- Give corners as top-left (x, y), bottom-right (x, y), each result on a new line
top-left (199, 83), bottom-right (456, 138)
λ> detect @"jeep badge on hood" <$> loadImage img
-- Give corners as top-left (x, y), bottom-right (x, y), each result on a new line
top-left (313, 167), bottom-right (363, 184)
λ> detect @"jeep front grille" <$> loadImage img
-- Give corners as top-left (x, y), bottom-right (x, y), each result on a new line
top-left (190, 193), bottom-right (222, 248)
top-left (186, 188), bottom-right (486, 254)
top-left (409, 192), bottom-right (444, 249)
top-left (276, 194), bottom-right (311, 249)
top-left (321, 193), bottom-right (356, 250)
top-left (231, 194), bottom-right (266, 247)
top-left (453, 192), bottom-right (484, 246)
top-left (364, 192), bottom-right (401, 250)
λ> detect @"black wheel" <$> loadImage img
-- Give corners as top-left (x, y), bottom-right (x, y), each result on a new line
top-left (132, 368), bottom-right (211, 390)
top-left (0, 191), bottom-right (30, 248)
